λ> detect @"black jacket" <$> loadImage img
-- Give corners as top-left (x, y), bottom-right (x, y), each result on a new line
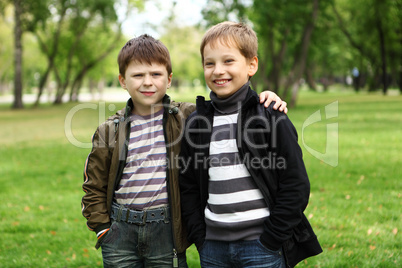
top-left (179, 88), bottom-right (322, 267)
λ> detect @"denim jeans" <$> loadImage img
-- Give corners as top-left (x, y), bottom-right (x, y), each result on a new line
top-left (100, 219), bottom-right (187, 268)
top-left (199, 240), bottom-right (285, 268)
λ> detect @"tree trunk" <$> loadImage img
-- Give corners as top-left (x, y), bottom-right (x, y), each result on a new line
top-left (34, 9), bottom-right (66, 106)
top-left (376, 15), bottom-right (387, 94)
top-left (332, 3), bottom-right (377, 68)
top-left (70, 69), bottom-right (87, 102)
top-left (257, 56), bottom-right (273, 92)
top-left (270, 36), bottom-right (289, 92)
top-left (68, 29), bottom-right (122, 102)
top-left (290, 82), bottom-right (300, 108)
top-left (12, 0), bottom-right (24, 109)
top-left (283, 0), bottom-right (319, 105)
top-left (305, 66), bottom-right (317, 91)
top-left (52, 20), bottom-right (88, 104)
top-left (34, 66), bottom-right (52, 106)
top-left (53, 67), bottom-right (67, 104)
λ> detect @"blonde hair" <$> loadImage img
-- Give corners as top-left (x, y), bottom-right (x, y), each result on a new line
top-left (200, 21), bottom-right (258, 65)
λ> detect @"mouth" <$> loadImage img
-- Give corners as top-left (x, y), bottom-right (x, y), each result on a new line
top-left (140, 91), bottom-right (156, 96)
top-left (214, 79), bottom-right (231, 86)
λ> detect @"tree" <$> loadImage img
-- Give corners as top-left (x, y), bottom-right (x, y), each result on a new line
top-left (249, 0), bottom-right (326, 106)
top-left (31, 0), bottom-right (143, 105)
top-left (281, 0), bottom-right (319, 106)
top-left (0, 0), bottom-right (145, 108)
top-left (32, 0), bottom-right (66, 106)
top-left (303, 1), bottom-right (357, 92)
top-left (12, 0), bottom-right (23, 109)
top-left (160, 26), bottom-right (205, 89)
top-left (332, 0), bottom-right (401, 94)
top-left (158, 2), bottom-right (204, 89)
top-left (201, 0), bottom-right (248, 26)
top-left (0, 5), bottom-right (14, 95)
top-left (0, 0), bottom-right (50, 108)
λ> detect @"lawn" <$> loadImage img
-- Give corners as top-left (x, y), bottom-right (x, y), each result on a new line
top-left (0, 88), bottom-right (400, 267)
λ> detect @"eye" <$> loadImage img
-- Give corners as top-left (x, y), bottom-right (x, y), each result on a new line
top-left (204, 62), bottom-right (214, 67)
top-left (132, 74), bottom-right (143, 77)
top-left (152, 72), bottom-right (162, 76)
top-left (225, 59), bottom-right (234, 63)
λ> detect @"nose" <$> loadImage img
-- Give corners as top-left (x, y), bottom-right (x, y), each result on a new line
top-left (213, 63), bottom-right (225, 75)
top-left (143, 74), bottom-right (152, 86)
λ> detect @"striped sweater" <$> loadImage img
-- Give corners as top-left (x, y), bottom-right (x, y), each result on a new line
top-left (205, 108), bottom-right (270, 242)
top-left (115, 108), bottom-right (168, 210)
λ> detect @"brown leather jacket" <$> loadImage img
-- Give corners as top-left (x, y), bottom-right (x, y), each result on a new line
top-left (82, 95), bottom-right (195, 252)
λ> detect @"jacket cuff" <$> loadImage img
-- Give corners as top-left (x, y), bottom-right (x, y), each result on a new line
top-left (94, 223), bottom-right (111, 234)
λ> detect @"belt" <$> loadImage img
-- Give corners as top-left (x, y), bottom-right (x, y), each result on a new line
top-left (111, 203), bottom-right (170, 225)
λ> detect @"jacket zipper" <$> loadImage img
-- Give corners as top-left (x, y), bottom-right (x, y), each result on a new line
top-left (163, 107), bottom-right (179, 267)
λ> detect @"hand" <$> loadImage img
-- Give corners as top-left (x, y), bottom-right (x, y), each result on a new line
top-left (258, 91), bottom-right (288, 114)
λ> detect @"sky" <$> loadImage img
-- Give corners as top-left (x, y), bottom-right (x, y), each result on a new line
top-left (121, 0), bottom-right (206, 38)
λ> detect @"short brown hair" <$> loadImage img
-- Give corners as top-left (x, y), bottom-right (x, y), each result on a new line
top-left (118, 34), bottom-right (172, 77)
top-left (200, 21), bottom-right (258, 65)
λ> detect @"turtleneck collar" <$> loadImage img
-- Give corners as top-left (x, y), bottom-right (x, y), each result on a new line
top-left (210, 82), bottom-right (250, 114)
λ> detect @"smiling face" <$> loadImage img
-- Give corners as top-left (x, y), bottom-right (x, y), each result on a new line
top-left (202, 39), bottom-right (258, 99)
top-left (119, 60), bottom-right (172, 116)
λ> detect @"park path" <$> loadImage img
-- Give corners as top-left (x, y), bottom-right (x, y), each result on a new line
top-left (0, 90), bottom-right (129, 105)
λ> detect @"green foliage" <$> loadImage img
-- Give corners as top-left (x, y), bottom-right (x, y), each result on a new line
top-left (333, 0), bottom-right (401, 90)
top-left (22, 33), bottom-right (47, 89)
top-left (0, 89), bottom-right (401, 267)
top-left (160, 26), bottom-right (205, 88)
top-left (308, 2), bottom-right (352, 74)
top-left (0, 0), bottom-right (145, 104)
top-left (0, 5), bottom-right (13, 85)
top-left (201, 0), bottom-right (249, 26)
top-left (86, 44), bottom-right (121, 85)
top-left (252, 0), bottom-right (316, 72)
top-left (18, 0), bottom-right (50, 32)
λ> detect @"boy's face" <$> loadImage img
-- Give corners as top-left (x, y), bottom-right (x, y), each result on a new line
top-left (203, 40), bottom-right (258, 99)
top-left (119, 61), bottom-right (172, 116)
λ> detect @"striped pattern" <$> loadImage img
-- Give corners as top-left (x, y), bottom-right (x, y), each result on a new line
top-left (205, 112), bottom-right (270, 241)
top-left (115, 109), bottom-right (168, 210)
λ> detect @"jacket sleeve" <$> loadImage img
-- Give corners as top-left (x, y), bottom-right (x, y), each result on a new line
top-left (179, 115), bottom-right (206, 250)
top-left (81, 125), bottom-right (112, 234)
top-left (260, 110), bottom-right (310, 250)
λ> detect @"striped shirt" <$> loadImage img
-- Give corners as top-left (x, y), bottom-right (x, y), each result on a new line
top-left (115, 109), bottom-right (168, 210)
top-left (205, 112), bottom-right (270, 241)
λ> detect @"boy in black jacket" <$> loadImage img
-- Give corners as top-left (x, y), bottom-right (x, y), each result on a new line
top-left (179, 21), bottom-right (322, 267)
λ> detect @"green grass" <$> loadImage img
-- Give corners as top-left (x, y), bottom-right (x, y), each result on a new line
top-left (0, 89), bottom-right (401, 267)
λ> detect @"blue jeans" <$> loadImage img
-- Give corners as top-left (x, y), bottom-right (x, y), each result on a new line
top-left (100, 219), bottom-right (187, 268)
top-left (199, 240), bottom-right (286, 268)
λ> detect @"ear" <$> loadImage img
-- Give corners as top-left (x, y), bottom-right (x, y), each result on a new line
top-left (248, 56), bottom-right (258, 77)
top-left (167, 73), bottom-right (173, 88)
top-left (118, 74), bottom-right (126, 89)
